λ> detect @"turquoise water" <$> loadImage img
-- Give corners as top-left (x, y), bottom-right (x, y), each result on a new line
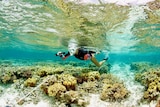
top-left (0, 0), bottom-right (160, 65)
top-left (0, 1), bottom-right (160, 106)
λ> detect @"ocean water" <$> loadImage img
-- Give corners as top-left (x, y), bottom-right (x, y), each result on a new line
top-left (0, 0), bottom-right (160, 107)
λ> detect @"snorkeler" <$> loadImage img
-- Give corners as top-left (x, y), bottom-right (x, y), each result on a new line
top-left (56, 38), bottom-right (108, 67)
top-left (55, 47), bottom-right (108, 67)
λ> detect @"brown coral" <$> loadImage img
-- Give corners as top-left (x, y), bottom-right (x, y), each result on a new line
top-left (24, 78), bottom-right (37, 87)
top-left (148, 1), bottom-right (160, 10)
top-left (61, 90), bottom-right (88, 107)
top-left (40, 75), bottom-right (57, 94)
top-left (79, 81), bottom-right (99, 93)
top-left (36, 66), bottom-right (55, 77)
top-left (58, 74), bottom-right (77, 90)
top-left (48, 83), bottom-right (66, 97)
top-left (100, 83), bottom-right (129, 102)
top-left (135, 67), bottom-right (160, 102)
top-left (77, 71), bottom-right (100, 83)
top-left (156, 100), bottom-right (160, 107)
top-left (87, 71), bottom-right (100, 81)
top-left (61, 90), bottom-right (79, 104)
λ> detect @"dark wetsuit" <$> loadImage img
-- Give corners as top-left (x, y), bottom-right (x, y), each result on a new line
top-left (63, 47), bottom-right (96, 60)
top-left (74, 48), bottom-right (96, 60)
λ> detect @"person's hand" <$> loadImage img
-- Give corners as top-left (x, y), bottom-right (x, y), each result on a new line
top-left (55, 52), bottom-right (65, 57)
top-left (56, 52), bottom-right (62, 56)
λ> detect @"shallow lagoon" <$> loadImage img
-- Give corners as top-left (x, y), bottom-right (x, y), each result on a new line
top-left (0, 0), bottom-right (160, 107)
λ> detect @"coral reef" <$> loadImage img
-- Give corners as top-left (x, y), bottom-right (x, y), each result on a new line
top-left (0, 66), bottom-right (33, 83)
top-left (60, 90), bottom-right (88, 107)
top-left (48, 83), bottom-right (66, 97)
top-left (99, 73), bottom-right (129, 102)
top-left (100, 83), bottom-right (129, 102)
top-left (135, 67), bottom-right (160, 102)
top-left (58, 74), bottom-right (77, 90)
top-left (16, 67), bottom-right (33, 78)
top-left (36, 66), bottom-right (56, 77)
top-left (40, 75), bottom-right (58, 94)
top-left (0, 60), bottom-right (130, 107)
top-left (76, 71), bottom-right (100, 83)
top-left (79, 81), bottom-right (99, 93)
top-left (100, 73), bottom-right (121, 84)
top-left (130, 62), bottom-right (152, 72)
top-left (24, 78), bottom-right (37, 87)
top-left (87, 71), bottom-right (100, 81)
top-left (0, 71), bottom-right (17, 83)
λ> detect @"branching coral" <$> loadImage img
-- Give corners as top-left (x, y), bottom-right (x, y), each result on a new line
top-left (77, 71), bottom-right (100, 83)
top-left (135, 67), bottom-right (160, 102)
top-left (100, 83), bottom-right (129, 102)
top-left (99, 73), bottom-right (129, 102)
top-left (79, 81), bottom-right (99, 93)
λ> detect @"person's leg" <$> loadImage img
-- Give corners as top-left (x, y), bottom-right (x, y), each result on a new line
top-left (90, 56), bottom-right (106, 67)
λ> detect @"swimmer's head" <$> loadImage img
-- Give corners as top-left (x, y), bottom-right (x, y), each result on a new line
top-left (68, 39), bottom-right (78, 55)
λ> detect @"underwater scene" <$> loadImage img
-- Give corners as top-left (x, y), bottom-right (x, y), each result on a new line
top-left (0, 0), bottom-right (160, 107)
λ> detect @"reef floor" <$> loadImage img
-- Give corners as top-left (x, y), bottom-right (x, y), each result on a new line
top-left (0, 60), bottom-right (159, 107)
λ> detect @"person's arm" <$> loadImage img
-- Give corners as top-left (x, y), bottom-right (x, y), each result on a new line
top-left (55, 52), bottom-right (70, 60)
top-left (62, 52), bottom-right (70, 60)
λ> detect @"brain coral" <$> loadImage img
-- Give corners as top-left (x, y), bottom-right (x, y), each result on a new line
top-left (24, 78), bottom-right (37, 87)
top-left (58, 74), bottom-right (77, 90)
top-left (48, 83), bottom-right (66, 97)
